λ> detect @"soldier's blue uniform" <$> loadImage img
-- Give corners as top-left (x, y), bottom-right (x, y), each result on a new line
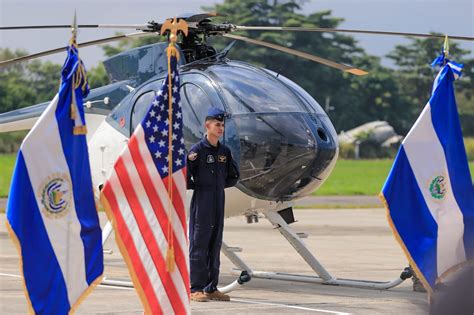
top-left (187, 108), bottom-right (239, 294)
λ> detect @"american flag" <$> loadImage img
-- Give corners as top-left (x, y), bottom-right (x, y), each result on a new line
top-left (101, 54), bottom-right (190, 314)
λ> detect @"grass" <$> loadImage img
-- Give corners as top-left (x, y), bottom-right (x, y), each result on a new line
top-left (0, 154), bottom-right (473, 198)
top-left (0, 154), bottom-right (16, 198)
top-left (313, 159), bottom-right (474, 196)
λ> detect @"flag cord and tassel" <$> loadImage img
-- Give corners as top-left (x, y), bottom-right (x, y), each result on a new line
top-left (69, 21), bottom-right (88, 136)
top-left (165, 42), bottom-right (180, 272)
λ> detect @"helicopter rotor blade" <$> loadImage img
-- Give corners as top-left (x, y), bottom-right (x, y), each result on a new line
top-left (0, 24), bottom-right (150, 31)
top-left (234, 26), bottom-right (474, 42)
top-left (223, 33), bottom-right (368, 76)
top-left (0, 32), bottom-right (155, 67)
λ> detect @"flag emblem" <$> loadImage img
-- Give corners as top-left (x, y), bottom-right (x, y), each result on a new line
top-left (40, 174), bottom-right (72, 218)
top-left (429, 175), bottom-right (447, 200)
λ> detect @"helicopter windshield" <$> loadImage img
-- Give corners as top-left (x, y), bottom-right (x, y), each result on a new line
top-left (208, 64), bottom-right (306, 114)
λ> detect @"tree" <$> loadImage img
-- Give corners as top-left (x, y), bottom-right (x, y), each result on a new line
top-left (101, 33), bottom-right (165, 58)
top-left (387, 36), bottom-right (474, 135)
top-left (26, 60), bottom-right (62, 103)
top-left (0, 48), bottom-right (61, 113)
top-left (204, 0), bottom-right (408, 133)
top-left (334, 54), bottom-right (412, 133)
top-left (0, 49), bottom-right (38, 113)
top-left (87, 63), bottom-right (109, 89)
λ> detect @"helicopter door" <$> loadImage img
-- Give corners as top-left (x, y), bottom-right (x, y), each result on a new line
top-left (130, 90), bottom-right (156, 132)
top-left (179, 73), bottom-right (226, 148)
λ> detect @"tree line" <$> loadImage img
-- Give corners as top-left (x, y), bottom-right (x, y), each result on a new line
top-left (1, 0), bottom-right (472, 137)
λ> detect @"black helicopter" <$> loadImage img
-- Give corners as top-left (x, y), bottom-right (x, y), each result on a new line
top-left (0, 12), bottom-right (360, 208)
top-left (2, 12), bottom-right (473, 291)
top-left (1, 12), bottom-right (472, 214)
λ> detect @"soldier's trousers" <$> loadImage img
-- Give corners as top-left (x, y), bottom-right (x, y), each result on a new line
top-left (189, 190), bottom-right (225, 293)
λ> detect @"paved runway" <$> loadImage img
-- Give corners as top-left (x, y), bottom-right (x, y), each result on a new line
top-left (0, 209), bottom-right (428, 314)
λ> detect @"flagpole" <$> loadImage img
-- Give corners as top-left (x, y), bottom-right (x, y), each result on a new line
top-left (161, 17), bottom-right (188, 272)
top-left (65, 10), bottom-right (78, 289)
top-left (166, 38), bottom-right (176, 273)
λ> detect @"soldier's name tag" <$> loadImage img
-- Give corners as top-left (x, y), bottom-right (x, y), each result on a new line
top-left (218, 155), bottom-right (227, 163)
top-left (188, 152), bottom-right (198, 161)
top-left (207, 155), bottom-right (215, 164)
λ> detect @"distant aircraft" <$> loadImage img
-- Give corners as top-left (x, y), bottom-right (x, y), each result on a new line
top-left (339, 121), bottom-right (403, 148)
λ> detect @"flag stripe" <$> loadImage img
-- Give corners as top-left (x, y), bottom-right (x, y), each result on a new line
top-left (135, 126), bottom-right (188, 242)
top-left (106, 172), bottom-right (171, 313)
top-left (102, 184), bottom-right (160, 314)
top-left (7, 152), bottom-right (71, 314)
top-left (115, 157), bottom-right (186, 314)
top-left (382, 147), bottom-right (438, 287)
top-left (403, 103), bottom-right (466, 276)
top-left (122, 146), bottom-right (189, 301)
top-left (129, 134), bottom-right (190, 293)
top-left (20, 94), bottom-right (88, 304)
top-left (165, 171), bottom-right (187, 233)
top-left (55, 83), bottom-right (103, 286)
top-left (429, 74), bottom-right (474, 260)
top-left (134, 128), bottom-right (190, 265)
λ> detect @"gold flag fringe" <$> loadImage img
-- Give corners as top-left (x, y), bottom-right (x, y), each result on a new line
top-left (378, 193), bottom-right (434, 296)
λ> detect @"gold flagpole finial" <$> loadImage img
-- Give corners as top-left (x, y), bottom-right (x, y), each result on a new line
top-left (160, 17), bottom-right (189, 45)
top-left (443, 35), bottom-right (449, 59)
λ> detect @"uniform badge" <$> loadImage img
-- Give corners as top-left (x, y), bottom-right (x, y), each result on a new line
top-left (218, 155), bottom-right (227, 163)
top-left (188, 151), bottom-right (198, 161)
top-left (207, 155), bottom-right (215, 164)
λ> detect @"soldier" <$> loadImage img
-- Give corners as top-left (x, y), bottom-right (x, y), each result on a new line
top-left (187, 107), bottom-right (240, 302)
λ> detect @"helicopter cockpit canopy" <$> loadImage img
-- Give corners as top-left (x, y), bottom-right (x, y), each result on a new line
top-left (204, 62), bottom-right (338, 201)
top-left (106, 60), bottom-right (338, 201)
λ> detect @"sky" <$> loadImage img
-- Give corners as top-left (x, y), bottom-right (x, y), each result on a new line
top-left (0, 0), bottom-right (473, 68)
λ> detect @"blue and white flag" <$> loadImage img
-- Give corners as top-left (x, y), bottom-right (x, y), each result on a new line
top-left (380, 55), bottom-right (474, 293)
top-left (6, 40), bottom-right (103, 314)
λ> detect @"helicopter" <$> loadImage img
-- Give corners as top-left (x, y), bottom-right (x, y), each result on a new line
top-left (1, 12), bottom-right (473, 291)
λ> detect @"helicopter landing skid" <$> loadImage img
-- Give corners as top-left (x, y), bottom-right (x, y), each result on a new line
top-left (99, 220), bottom-right (250, 293)
top-left (221, 209), bottom-right (411, 290)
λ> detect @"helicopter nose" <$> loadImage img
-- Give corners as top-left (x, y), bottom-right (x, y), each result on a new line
top-left (233, 113), bottom-right (338, 201)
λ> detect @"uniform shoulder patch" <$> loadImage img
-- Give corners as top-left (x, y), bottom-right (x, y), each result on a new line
top-left (188, 151), bottom-right (198, 161)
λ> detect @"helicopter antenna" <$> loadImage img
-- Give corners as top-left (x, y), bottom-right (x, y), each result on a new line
top-left (219, 40), bottom-right (236, 59)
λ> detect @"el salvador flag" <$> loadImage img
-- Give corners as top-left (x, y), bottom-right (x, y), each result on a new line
top-left (380, 55), bottom-right (474, 293)
top-left (6, 40), bottom-right (103, 314)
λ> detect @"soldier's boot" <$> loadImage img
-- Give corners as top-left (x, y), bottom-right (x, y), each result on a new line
top-left (205, 290), bottom-right (230, 301)
top-left (190, 291), bottom-right (210, 302)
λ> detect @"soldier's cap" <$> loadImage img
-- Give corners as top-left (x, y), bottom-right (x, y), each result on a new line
top-left (205, 107), bottom-right (227, 122)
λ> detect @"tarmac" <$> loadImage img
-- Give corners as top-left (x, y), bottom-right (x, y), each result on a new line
top-left (0, 203), bottom-right (429, 314)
